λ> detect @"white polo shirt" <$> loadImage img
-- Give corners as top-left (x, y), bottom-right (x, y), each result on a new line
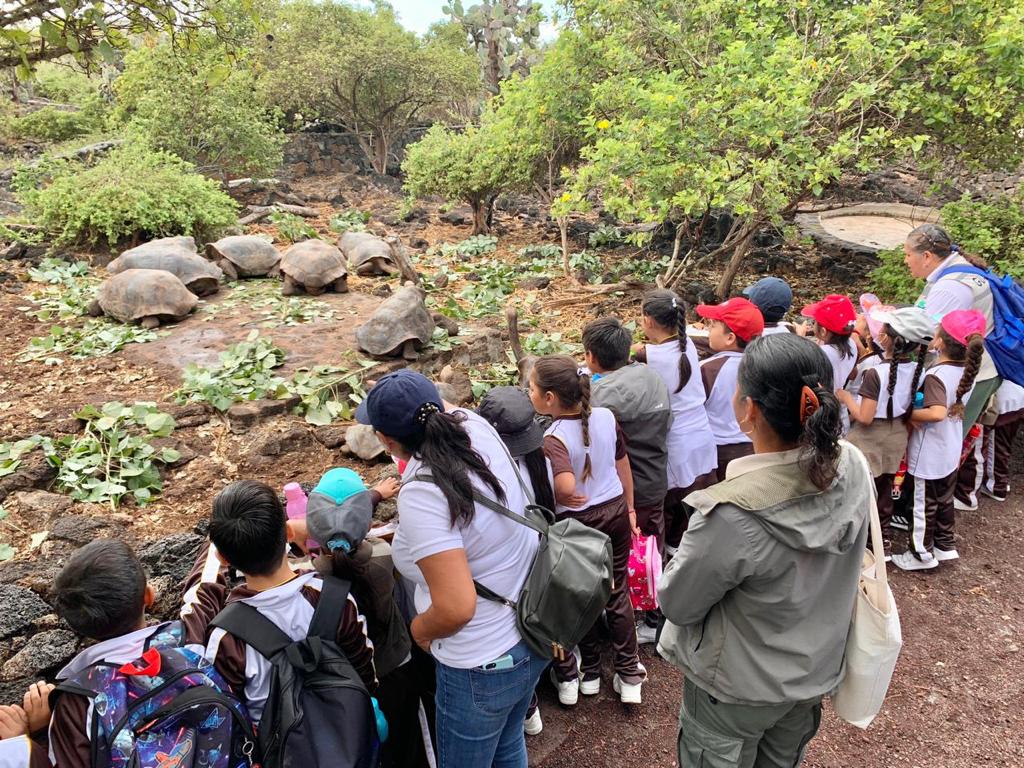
top-left (907, 362), bottom-right (973, 480)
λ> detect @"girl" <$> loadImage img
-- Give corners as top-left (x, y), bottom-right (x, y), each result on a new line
top-left (658, 333), bottom-right (871, 768)
top-left (839, 307), bottom-right (932, 559)
top-left (801, 294), bottom-right (860, 395)
top-left (893, 309), bottom-right (987, 571)
top-left (528, 355), bottom-right (646, 705)
top-left (634, 290), bottom-right (717, 555)
top-left (356, 370), bottom-right (547, 768)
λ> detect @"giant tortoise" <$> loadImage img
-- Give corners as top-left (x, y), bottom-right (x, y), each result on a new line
top-left (338, 231), bottom-right (396, 277)
top-left (108, 236), bottom-right (223, 296)
top-left (205, 235), bottom-right (281, 280)
top-left (88, 269), bottom-right (198, 328)
top-left (279, 240), bottom-right (348, 296)
top-left (355, 283), bottom-right (434, 360)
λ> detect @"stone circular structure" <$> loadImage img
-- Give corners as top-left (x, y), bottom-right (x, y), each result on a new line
top-left (797, 202), bottom-right (942, 254)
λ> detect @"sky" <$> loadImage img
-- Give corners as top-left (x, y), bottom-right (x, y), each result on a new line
top-left (361, 0), bottom-right (561, 35)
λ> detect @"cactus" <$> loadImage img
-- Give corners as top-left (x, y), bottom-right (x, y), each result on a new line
top-left (443, 0), bottom-right (543, 93)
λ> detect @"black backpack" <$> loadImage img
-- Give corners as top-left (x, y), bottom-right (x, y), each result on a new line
top-left (210, 576), bottom-right (379, 768)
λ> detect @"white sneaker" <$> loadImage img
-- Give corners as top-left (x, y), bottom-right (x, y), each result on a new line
top-left (891, 551), bottom-right (938, 572)
top-left (953, 498), bottom-right (978, 512)
top-left (549, 669), bottom-right (579, 706)
top-left (980, 487), bottom-right (1007, 502)
top-left (524, 707), bottom-right (543, 735)
top-left (636, 621), bottom-right (658, 645)
top-left (612, 674), bottom-right (643, 704)
top-left (891, 514), bottom-right (910, 531)
top-left (579, 676), bottom-right (601, 696)
top-left (933, 547), bottom-right (959, 562)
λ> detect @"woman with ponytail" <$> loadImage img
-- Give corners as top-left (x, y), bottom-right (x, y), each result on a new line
top-left (895, 309), bottom-right (988, 572)
top-left (838, 306), bottom-right (934, 559)
top-left (529, 355), bottom-right (646, 706)
top-left (356, 370), bottom-right (547, 767)
top-left (658, 333), bottom-right (872, 768)
top-left (635, 290), bottom-right (718, 556)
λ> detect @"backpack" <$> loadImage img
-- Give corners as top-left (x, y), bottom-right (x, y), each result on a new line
top-left (54, 621), bottom-right (256, 768)
top-left (410, 468), bottom-right (613, 662)
top-left (939, 265), bottom-right (1024, 385)
top-left (209, 575), bottom-right (379, 768)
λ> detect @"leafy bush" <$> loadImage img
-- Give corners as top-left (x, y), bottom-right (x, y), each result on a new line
top-left (13, 143), bottom-right (238, 247)
top-left (9, 107), bottom-right (97, 142)
top-left (440, 235), bottom-right (498, 259)
top-left (869, 248), bottom-right (925, 304)
top-left (20, 321), bottom-right (157, 362)
top-left (32, 63), bottom-right (103, 105)
top-left (269, 211), bottom-right (318, 243)
top-left (588, 223), bottom-right (624, 248)
top-left (174, 332), bottom-right (287, 411)
top-left (940, 193), bottom-right (1024, 281)
top-left (329, 210), bottom-right (370, 234)
top-left (517, 243), bottom-right (561, 261)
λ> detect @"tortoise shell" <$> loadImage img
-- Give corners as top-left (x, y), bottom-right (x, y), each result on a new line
top-left (280, 240), bottom-right (348, 290)
top-left (355, 283), bottom-right (435, 356)
top-left (338, 232), bottom-right (395, 275)
top-left (108, 237), bottom-right (222, 295)
top-left (206, 235), bottom-right (281, 277)
top-left (95, 269), bottom-right (198, 324)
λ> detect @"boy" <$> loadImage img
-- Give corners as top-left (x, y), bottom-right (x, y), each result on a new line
top-left (742, 276), bottom-right (795, 335)
top-left (696, 297), bottom-right (765, 480)
top-left (583, 317), bottom-right (673, 548)
top-left (184, 479), bottom-right (377, 724)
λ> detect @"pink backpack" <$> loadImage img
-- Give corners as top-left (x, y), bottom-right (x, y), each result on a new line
top-left (627, 534), bottom-right (662, 612)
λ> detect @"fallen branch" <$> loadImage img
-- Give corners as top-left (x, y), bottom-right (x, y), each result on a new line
top-left (384, 234), bottom-right (421, 287)
top-left (238, 203), bottom-right (320, 226)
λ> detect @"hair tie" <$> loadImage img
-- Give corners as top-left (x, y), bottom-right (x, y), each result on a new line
top-left (415, 401), bottom-right (440, 425)
top-left (799, 385), bottom-right (820, 425)
top-left (670, 297), bottom-right (678, 309)
top-left (577, 367), bottom-right (587, 377)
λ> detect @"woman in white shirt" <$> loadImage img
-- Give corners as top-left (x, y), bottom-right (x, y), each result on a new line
top-left (356, 370), bottom-right (545, 768)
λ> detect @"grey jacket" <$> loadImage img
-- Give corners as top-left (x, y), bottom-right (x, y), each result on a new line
top-left (657, 444), bottom-right (870, 705)
top-left (592, 362), bottom-right (672, 508)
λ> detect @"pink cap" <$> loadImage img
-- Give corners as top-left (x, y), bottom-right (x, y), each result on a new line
top-left (859, 293), bottom-right (894, 341)
top-left (940, 309), bottom-right (986, 345)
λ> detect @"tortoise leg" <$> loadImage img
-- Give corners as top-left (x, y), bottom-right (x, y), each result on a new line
top-left (401, 339), bottom-right (418, 361)
top-left (378, 260), bottom-right (397, 276)
top-left (140, 316), bottom-right (160, 329)
top-left (282, 276), bottom-right (301, 296)
top-left (267, 264), bottom-right (280, 279)
top-left (219, 259), bottom-right (239, 281)
top-left (87, 299), bottom-right (103, 317)
top-left (333, 275), bottom-right (349, 293)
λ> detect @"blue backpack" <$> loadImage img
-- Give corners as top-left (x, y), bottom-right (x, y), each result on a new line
top-left (55, 621), bottom-right (256, 768)
top-left (939, 265), bottom-right (1024, 386)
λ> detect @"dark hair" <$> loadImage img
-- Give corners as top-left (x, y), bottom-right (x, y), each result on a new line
top-left (522, 447), bottom-right (557, 511)
top-left (582, 317), bottom-right (631, 371)
top-left (399, 410), bottom-right (505, 526)
top-left (52, 539), bottom-right (147, 640)
top-left (817, 322), bottom-right (855, 360)
top-left (532, 355), bottom-right (593, 480)
top-left (937, 327), bottom-right (986, 418)
top-left (320, 542), bottom-right (383, 637)
top-left (642, 289), bottom-right (692, 392)
top-left (211, 480), bottom-right (288, 577)
top-left (906, 224), bottom-right (989, 269)
top-left (737, 334), bottom-right (843, 490)
top-left (882, 324), bottom-right (928, 424)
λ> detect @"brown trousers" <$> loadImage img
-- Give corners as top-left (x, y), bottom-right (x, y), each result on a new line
top-left (957, 411), bottom-right (1023, 502)
top-left (715, 442), bottom-right (754, 482)
top-left (664, 469), bottom-right (720, 550)
top-left (553, 496), bottom-right (643, 685)
top-left (907, 471), bottom-right (957, 557)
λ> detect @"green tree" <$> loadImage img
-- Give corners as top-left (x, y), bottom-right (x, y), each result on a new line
top-left (443, 0), bottom-right (544, 94)
top-left (113, 38), bottom-right (284, 179)
top-left (260, 1), bottom-right (478, 174)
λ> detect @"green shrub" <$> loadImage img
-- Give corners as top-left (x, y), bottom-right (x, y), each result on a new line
top-left (9, 107), bottom-right (97, 142)
top-left (868, 247), bottom-right (925, 304)
top-left (13, 143), bottom-right (238, 247)
top-left (940, 193), bottom-right (1024, 281)
top-left (269, 211), bottom-right (318, 243)
top-left (329, 210), bottom-right (370, 234)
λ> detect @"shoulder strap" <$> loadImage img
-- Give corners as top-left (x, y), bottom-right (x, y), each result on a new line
top-left (308, 575), bottom-right (351, 642)
top-left (410, 470), bottom-right (548, 535)
top-left (938, 265), bottom-right (990, 281)
top-left (210, 601), bottom-right (294, 660)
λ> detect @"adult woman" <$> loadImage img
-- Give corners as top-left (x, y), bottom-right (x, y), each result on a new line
top-left (356, 370), bottom-right (546, 768)
top-left (657, 334), bottom-right (872, 768)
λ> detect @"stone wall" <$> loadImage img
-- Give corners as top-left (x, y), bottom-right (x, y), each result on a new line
top-left (954, 168), bottom-right (1023, 198)
top-left (280, 128), bottom-right (427, 177)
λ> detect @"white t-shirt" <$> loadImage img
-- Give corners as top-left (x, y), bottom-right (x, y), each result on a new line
top-left (761, 322), bottom-right (795, 336)
top-left (994, 380), bottom-right (1024, 415)
top-left (391, 409), bottom-right (539, 668)
top-left (701, 351), bottom-right (748, 446)
top-left (858, 360), bottom-right (919, 420)
top-left (907, 363), bottom-right (973, 480)
top-left (820, 336), bottom-right (859, 392)
top-left (544, 407), bottom-right (623, 513)
top-left (644, 338), bottom-right (717, 487)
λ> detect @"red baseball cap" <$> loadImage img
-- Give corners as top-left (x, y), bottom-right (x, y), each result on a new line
top-left (695, 297), bottom-right (765, 342)
top-left (802, 294), bottom-right (856, 335)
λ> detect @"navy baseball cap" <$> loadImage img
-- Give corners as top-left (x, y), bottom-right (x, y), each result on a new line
top-left (355, 369), bottom-right (444, 438)
top-left (742, 277), bottom-right (793, 322)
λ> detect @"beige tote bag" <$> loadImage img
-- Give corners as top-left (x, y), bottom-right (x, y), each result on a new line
top-left (832, 447), bottom-right (903, 728)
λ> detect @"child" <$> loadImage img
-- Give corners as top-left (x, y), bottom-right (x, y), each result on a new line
top-left (185, 480), bottom-right (378, 719)
top-left (893, 310), bottom-right (987, 571)
top-left (839, 306), bottom-right (932, 559)
top-left (477, 385), bottom-right (555, 736)
top-left (634, 290), bottom-right (717, 556)
top-left (956, 379), bottom-right (1024, 508)
top-left (742, 276), bottom-right (795, 335)
top-left (529, 355), bottom-right (646, 705)
top-left (695, 297), bottom-right (765, 480)
top-left (801, 294), bottom-right (860, 395)
top-left (0, 683), bottom-right (52, 768)
top-left (583, 317), bottom-right (672, 550)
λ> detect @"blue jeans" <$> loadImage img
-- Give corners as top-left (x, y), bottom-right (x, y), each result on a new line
top-left (434, 639), bottom-right (548, 768)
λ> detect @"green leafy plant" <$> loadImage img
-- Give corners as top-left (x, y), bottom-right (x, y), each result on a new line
top-left (8, 107), bottom-right (98, 142)
top-left (428, 326), bottom-right (461, 352)
top-left (199, 280), bottom-right (336, 327)
top-left (0, 437), bottom-right (46, 479)
top-left (174, 332), bottom-right (288, 412)
top-left (22, 258), bottom-right (98, 320)
top-left (13, 143), bottom-right (238, 247)
top-left (517, 243), bottom-right (561, 262)
top-left (522, 331), bottom-right (580, 356)
top-left (20, 321), bottom-right (158, 362)
top-left (329, 210), bottom-right (371, 234)
top-left (569, 249), bottom-right (602, 276)
top-left (869, 247), bottom-right (926, 304)
top-left (269, 211), bottom-right (319, 244)
top-left (940, 192), bottom-right (1024, 282)
top-left (468, 361), bottom-right (519, 399)
top-left (284, 360), bottom-right (375, 425)
top-left (441, 235), bottom-right (499, 259)
top-left (588, 223), bottom-right (624, 248)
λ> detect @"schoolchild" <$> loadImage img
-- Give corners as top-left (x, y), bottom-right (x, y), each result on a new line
top-left (742, 276), bottom-right (796, 335)
top-left (529, 355), bottom-right (647, 705)
top-left (695, 297), bottom-right (765, 480)
top-left (956, 379), bottom-right (1024, 508)
top-left (801, 294), bottom-right (860, 395)
top-left (893, 310), bottom-right (987, 571)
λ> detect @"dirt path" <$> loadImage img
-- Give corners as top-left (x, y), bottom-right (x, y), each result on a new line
top-left (529, 488), bottom-right (1024, 767)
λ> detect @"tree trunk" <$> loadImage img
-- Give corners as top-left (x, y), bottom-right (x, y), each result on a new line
top-left (657, 223), bottom-right (687, 288)
top-left (715, 229), bottom-right (756, 299)
top-left (558, 216), bottom-right (571, 278)
top-left (372, 132), bottom-right (389, 175)
top-left (470, 200), bottom-right (490, 235)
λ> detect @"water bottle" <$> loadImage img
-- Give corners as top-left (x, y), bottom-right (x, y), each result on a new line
top-left (283, 483), bottom-right (316, 552)
top-left (914, 391), bottom-right (925, 409)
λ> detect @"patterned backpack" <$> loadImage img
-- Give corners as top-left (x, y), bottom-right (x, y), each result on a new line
top-left (54, 621), bottom-right (256, 768)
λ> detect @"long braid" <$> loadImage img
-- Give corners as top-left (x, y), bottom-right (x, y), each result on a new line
top-left (580, 371), bottom-right (593, 481)
top-left (951, 334), bottom-right (985, 419)
top-left (904, 346), bottom-right (927, 425)
top-left (885, 353), bottom-right (899, 423)
top-left (675, 298), bottom-right (692, 392)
